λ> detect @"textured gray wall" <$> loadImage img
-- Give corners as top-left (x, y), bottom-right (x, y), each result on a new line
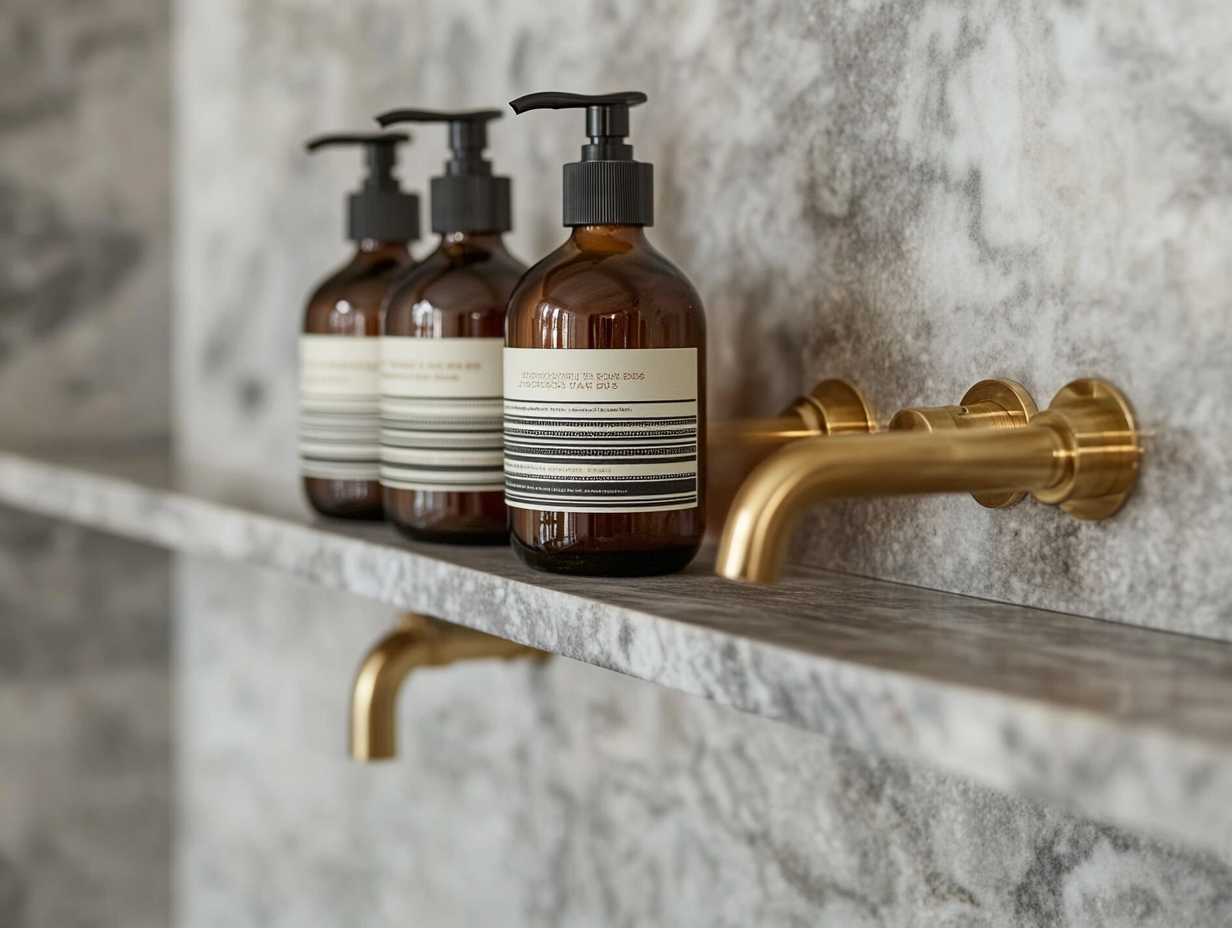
top-left (173, 0), bottom-right (1232, 925)
top-left (0, 509), bottom-right (171, 928)
top-left (178, 562), bottom-right (1232, 928)
top-left (0, 1), bottom-right (172, 926)
top-left (177, 0), bottom-right (1232, 642)
top-left (0, 0), bottom-right (170, 442)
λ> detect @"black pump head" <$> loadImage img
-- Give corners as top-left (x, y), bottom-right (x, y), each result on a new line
top-left (374, 108), bottom-right (512, 234)
top-left (509, 91), bottom-right (646, 162)
top-left (509, 91), bottom-right (653, 227)
top-left (305, 132), bottom-right (421, 243)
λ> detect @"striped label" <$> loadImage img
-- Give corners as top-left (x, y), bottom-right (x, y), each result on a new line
top-left (503, 347), bottom-right (700, 513)
top-left (298, 335), bottom-right (381, 481)
top-left (379, 337), bottom-right (504, 492)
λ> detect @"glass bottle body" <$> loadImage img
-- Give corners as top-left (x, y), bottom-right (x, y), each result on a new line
top-left (382, 232), bottom-right (526, 544)
top-left (301, 241), bottom-right (411, 520)
top-left (505, 225), bottom-right (706, 576)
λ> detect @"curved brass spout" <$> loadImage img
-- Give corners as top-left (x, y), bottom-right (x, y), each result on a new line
top-left (708, 379), bottom-right (877, 537)
top-left (717, 379), bottom-right (1140, 584)
top-left (709, 378), bottom-right (877, 450)
top-left (350, 613), bottom-right (548, 761)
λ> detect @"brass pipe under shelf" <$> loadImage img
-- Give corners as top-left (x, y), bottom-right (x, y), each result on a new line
top-left (716, 379), bottom-right (1141, 584)
top-left (350, 613), bottom-right (549, 761)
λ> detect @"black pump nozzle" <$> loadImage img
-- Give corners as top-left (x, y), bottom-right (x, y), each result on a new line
top-left (509, 90), bottom-right (653, 227)
top-left (305, 132), bottom-right (421, 243)
top-left (375, 109), bottom-right (501, 174)
top-left (374, 108), bottom-right (512, 234)
top-left (509, 91), bottom-right (647, 162)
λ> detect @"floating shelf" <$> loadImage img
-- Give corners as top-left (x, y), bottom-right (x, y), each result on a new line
top-left (0, 443), bottom-right (1229, 857)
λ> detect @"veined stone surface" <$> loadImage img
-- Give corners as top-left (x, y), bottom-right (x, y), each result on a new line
top-left (173, 0), bottom-right (1232, 924)
top-left (0, 507), bottom-right (172, 928)
top-left (0, 0), bottom-right (170, 441)
top-left (6, 445), bottom-right (1232, 859)
top-left (177, 559), bottom-right (1232, 928)
top-left (177, 0), bottom-right (1232, 641)
top-left (0, 0), bottom-right (173, 924)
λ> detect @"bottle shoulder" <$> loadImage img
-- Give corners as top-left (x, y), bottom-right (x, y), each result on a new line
top-left (304, 251), bottom-right (410, 335)
top-left (507, 235), bottom-right (705, 349)
top-left (383, 242), bottom-right (527, 337)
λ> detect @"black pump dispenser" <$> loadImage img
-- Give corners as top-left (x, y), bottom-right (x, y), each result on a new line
top-left (375, 109), bottom-right (512, 235)
top-left (509, 91), bottom-right (653, 227)
top-left (305, 132), bottom-right (421, 243)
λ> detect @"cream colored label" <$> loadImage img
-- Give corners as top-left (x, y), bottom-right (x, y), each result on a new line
top-left (379, 337), bottom-right (504, 492)
top-left (298, 335), bottom-right (380, 481)
top-left (380, 336), bottom-right (504, 398)
top-left (300, 334), bottom-right (380, 397)
top-left (503, 347), bottom-right (700, 513)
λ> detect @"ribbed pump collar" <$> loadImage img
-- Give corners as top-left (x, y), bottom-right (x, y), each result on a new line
top-left (509, 91), bottom-right (653, 227)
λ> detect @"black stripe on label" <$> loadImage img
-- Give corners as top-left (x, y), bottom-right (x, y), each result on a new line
top-left (505, 497), bottom-right (697, 509)
top-left (501, 391), bottom-right (699, 508)
top-left (504, 476), bottom-right (697, 497)
top-left (505, 432), bottom-right (697, 443)
top-left (505, 417), bottom-right (697, 426)
top-left (505, 453), bottom-right (697, 465)
top-left (380, 395), bottom-right (508, 484)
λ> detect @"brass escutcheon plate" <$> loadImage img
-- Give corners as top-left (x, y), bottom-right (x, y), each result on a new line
top-left (794, 378), bottom-right (878, 436)
top-left (960, 380), bottom-right (1039, 509)
top-left (1032, 379), bottom-right (1140, 521)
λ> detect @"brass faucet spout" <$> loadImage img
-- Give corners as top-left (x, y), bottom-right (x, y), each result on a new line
top-left (716, 379), bottom-right (1140, 584)
top-left (349, 614), bottom-right (548, 761)
top-left (717, 429), bottom-right (1065, 583)
top-left (708, 379), bottom-right (877, 538)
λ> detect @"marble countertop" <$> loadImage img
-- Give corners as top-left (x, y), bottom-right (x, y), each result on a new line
top-left (1, 442), bottom-right (1229, 856)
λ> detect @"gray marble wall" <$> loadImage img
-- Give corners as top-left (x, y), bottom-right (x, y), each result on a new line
top-left (0, 0), bottom-right (171, 442)
top-left (178, 561), bottom-right (1232, 928)
top-left (177, 0), bottom-right (1232, 642)
top-left (0, 1), bottom-right (172, 925)
top-left (0, 508), bottom-right (171, 928)
top-left (174, 0), bottom-right (1232, 925)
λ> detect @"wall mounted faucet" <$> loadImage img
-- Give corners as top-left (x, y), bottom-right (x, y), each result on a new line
top-left (350, 613), bottom-right (549, 761)
top-left (708, 379), bottom-right (877, 535)
top-left (716, 379), bottom-right (1141, 584)
top-left (709, 378), bottom-right (878, 450)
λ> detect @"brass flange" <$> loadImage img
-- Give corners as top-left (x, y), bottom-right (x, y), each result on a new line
top-left (787, 378), bottom-right (879, 437)
top-left (889, 379), bottom-right (1039, 508)
top-left (708, 378), bottom-right (877, 448)
top-left (1031, 379), bottom-right (1140, 520)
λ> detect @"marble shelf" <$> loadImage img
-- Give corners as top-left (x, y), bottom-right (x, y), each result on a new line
top-left (0, 442), bottom-right (1229, 857)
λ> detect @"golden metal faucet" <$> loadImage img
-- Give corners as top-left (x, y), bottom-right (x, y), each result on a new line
top-left (716, 379), bottom-right (1141, 584)
top-left (350, 613), bottom-right (549, 761)
top-left (708, 379), bottom-right (877, 535)
top-left (709, 378), bottom-right (878, 449)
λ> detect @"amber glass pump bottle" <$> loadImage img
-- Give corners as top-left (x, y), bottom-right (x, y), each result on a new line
top-left (504, 91), bottom-right (706, 576)
top-left (299, 133), bottom-right (419, 520)
top-left (373, 108), bottom-right (526, 544)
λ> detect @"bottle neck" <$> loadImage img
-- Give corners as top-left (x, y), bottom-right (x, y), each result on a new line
top-left (569, 224), bottom-right (648, 253)
top-left (438, 230), bottom-right (511, 254)
top-left (355, 239), bottom-right (411, 259)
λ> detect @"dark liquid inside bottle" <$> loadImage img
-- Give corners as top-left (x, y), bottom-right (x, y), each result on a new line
top-left (383, 232), bottom-right (526, 544)
top-left (302, 241), bottom-right (410, 520)
top-left (506, 225), bottom-right (706, 575)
